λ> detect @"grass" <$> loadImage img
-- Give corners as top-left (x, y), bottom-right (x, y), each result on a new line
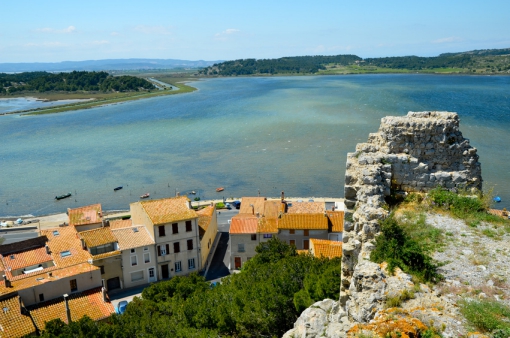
top-left (459, 298), bottom-right (510, 335)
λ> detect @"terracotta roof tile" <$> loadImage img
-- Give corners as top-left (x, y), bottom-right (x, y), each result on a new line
top-left (91, 251), bottom-right (121, 261)
top-left (197, 206), bottom-right (215, 234)
top-left (112, 226), bottom-right (154, 251)
top-left (229, 217), bottom-right (258, 234)
top-left (287, 201), bottom-right (325, 214)
top-left (79, 227), bottom-right (117, 248)
top-left (277, 213), bottom-right (329, 230)
top-left (257, 218), bottom-right (278, 234)
top-left (68, 204), bottom-right (103, 227)
top-left (28, 287), bottom-right (114, 328)
top-left (264, 200), bottom-right (285, 218)
top-left (109, 219), bottom-right (132, 229)
top-left (0, 296), bottom-right (36, 337)
top-left (41, 227), bottom-right (92, 268)
top-left (138, 196), bottom-right (197, 225)
top-left (0, 247), bottom-right (53, 272)
top-left (238, 197), bottom-right (266, 215)
top-left (310, 239), bottom-right (343, 259)
top-left (327, 211), bottom-right (344, 232)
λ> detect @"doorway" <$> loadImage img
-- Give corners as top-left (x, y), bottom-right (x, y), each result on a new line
top-left (161, 264), bottom-right (169, 279)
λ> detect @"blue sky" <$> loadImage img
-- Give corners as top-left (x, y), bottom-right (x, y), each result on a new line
top-left (1, 0), bottom-right (509, 63)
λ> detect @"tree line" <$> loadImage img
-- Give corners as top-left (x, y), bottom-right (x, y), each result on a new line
top-left (0, 71), bottom-right (154, 94)
top-left (36, 239), bottom-right (341, 337)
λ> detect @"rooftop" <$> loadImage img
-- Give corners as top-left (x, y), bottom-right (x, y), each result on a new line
top-left (327, 211), bottom-right (344, 232)
top-left (41, 227), bottom-right (93, 268)
top-left (112, 226), bottom-right (155, 251)
top-left (0, 246), bottom-right (53, 272)
top-left (109, 219), bottom-right (132, 230)
top-left (277, 213), bottom-right (329, 230)
top-left (229, 217), bottom-right (258, 234)
top-left (238, 197), bottom-right (266, 215)
top-left (79, 227), bottom-right (117, 248)
top-left (310, 239), bottom-right (343, 259)
top-left (138, 196), bottom-right (197, 225)
top-left (286, 201), bottom-right (325, 214)
top-left (197, 205), bottom-right (215, 236)
top-left (0, 295), bottom-right (36, 338)
top-left (68, 204), bottom-right (103, 227)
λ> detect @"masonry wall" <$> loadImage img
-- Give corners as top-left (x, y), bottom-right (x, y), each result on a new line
top-left (341, 112), bottom-right (482, 319)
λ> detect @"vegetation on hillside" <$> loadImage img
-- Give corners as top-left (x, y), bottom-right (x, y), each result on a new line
top-left (38, 239), bottom-right (341, 337)
top-left (199, 48), bottom-right (510, 76)
top-left (0, 71), bottom-right (154, 94)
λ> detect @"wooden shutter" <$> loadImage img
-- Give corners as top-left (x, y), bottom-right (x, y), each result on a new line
top-left (157, 245), bottom-right (161, 256)
top-left (166, 244), bottom-right (170, 254)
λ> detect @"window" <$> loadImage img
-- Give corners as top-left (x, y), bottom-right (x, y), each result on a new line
top-left (175, 261), bottom-right (182, 272)
top-left (131, 270), bottom-right (144, 282)
top-left (238, 243), bottom-right (245, 252)
top-left (304, 230), bottom-right (309, 236)
top-left (251, 234), bottom-right (256, 241)
top-left (289, 240), bottom-right (296, 247)
top-left (130, 248), bottom-right (136, 254)
top-left (172, 223), bottom-right (178, 234)
top-left (144, 252), bottom-right (150, 263)
top-left (158, 245), bottom-right (169, 256)
top-left (144, 246), bottom-right (149, 251)
top-left (70, 279), bottom-right (77, 292)
top-left (53, 230), bottom-right (59, 236)
top-left (186, 220), bottom-right (192, 232)
top-left (188, 258), bottom-right (195, 270)
top-left (187, 239), bottom-right (193, 250)
top-left (263, 234), bottom-right (272, 239)
top-left (158, 226), bottom-right (166, 237)
top-left (90, 243), bottom-right (114, 255)
top-left (60, 250), bottom-right (71, 258)
top-left (303, 239), bottom-right (310, 250)
top-left (39, 294), bottom-right (44, 302)
top-left (131, 255), bottom-right (138, 266)
top-left (100, 265), bottom-right (105, 274)
top-left (174, 242), bottom-right (180, 253)
top-left (289, 229), bottom-right (295, 235)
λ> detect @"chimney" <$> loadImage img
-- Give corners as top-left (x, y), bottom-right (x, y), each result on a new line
top-left (63, 294), bottom-right (72, 323)
top-left (18, 296), bottom-right (28, 315)
top-left (250, 204), bottom-right (254, 215)
top-left (332, 206), bottom-right (335, 211)
top-left (176, 192), bottom-right (180, 197)
top-left (80, 238), bottom-right (86, 250)
top-left (101, 287), bottom-right (107, 302)
top-left (3, 275), bottom-right (11, 288)
top-left (45, 245), bottom-right (51, 255)
top-left (281, 191), bottom-right (285, 201)
top-left (47, 272), bottom-right (53, 278)
top-left (188, 200), bottom-right (192, 209)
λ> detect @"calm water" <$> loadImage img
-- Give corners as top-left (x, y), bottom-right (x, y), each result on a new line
top-left (1, 75), bottom-right (509, 217)
top-left (0, 97), bottom-right (89, 114)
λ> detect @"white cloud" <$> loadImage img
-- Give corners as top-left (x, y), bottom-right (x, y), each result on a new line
top-left (90, 40), bottom-right (109, 45)
top-left (133, 25), bottom-right (172, 35)
top-left (23, 41), bottom-right (67, 48)
top-left (214, 28), bottom-right (240, 41)
top-left (432, 36), bottom-right (461, 44)
top-left (35, 26), bottom-right (76, 34)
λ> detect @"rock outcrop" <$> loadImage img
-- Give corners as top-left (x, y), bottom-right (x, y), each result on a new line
top-left (341, 111), bottom-right (482, 319)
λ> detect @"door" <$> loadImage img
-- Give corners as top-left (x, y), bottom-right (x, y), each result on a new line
top-left (148, 267), bottom-right (157, 283)
top-left (107, 277), bottom-right (121, 291)
top-left (303, 239), bottom-right (309, 250)
top-left (161, 264), bottom-right (169, 279)
top-left (234, 257), bottom-right (242, 270)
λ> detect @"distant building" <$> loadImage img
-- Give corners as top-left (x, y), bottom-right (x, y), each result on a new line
top-left (196, 205), bottom-right (218, 271)
top-left (68, 203), bottom-right (104, 232)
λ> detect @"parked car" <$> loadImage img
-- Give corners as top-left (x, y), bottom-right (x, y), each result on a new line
top-left (225, 203), bottom-right (232, 210)
top-left (115, 300), bottom-right (128, 314)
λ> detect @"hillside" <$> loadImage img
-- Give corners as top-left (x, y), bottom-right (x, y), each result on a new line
top-left (199, 47), bottom-right (510, 76)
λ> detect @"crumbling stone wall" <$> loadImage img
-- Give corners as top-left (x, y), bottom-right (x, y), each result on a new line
top-left (341, 111), bottom-right (482, 320)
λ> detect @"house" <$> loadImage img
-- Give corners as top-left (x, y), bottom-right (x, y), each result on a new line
top-left (0, 295), bottom-right (37, 337)
top-left (326, 210), bottom-right (344, 241)
top-left (112, 223), bottom-right (157, 288)
top-left (309, 239), bottom-right (343, 259)
top-left (277, 213), bottom-right (329, 250)
top-left (78, 227), bottom-right (123, 292)
top-left (196, 205), bottom-right (218, 271)
top-left (130, 196), bottom-right (201, 280)
top-left (68, 204), bottom-right (104, 232)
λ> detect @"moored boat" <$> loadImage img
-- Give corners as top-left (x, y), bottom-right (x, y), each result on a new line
top-left (114, 186), bottom-right (123, 191)
top-left (55, 192), bottom-right (72, 200)
top-left (140, 193), bottom-right (150, 199)
top-left (216, 187), bottom-right (224, 192)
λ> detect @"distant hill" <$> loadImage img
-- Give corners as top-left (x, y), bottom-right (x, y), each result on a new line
top-left (0, 58), bottom-right (223, 73)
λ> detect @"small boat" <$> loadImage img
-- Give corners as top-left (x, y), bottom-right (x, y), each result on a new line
top-left (216, 187), bottom-right (224, 192)
top-left (191, 191), bottom-right (196, 195)
top-left (494, 196), bottom-right (502, 203)
top-left (114, 186), bottom-right (123, 191)
top-left (140, 193), bottom-right (150, 199)
top-left (55, 193), bottom-right (72, 200)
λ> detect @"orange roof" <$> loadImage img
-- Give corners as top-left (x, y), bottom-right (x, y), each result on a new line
top-left (310, 239), bottom-right (343, 259)
top-left (197, 205), bottom-right (215, 235)
top-left (109, 219), bottom-right (132, 229)
top-left (277, 213), bottom-right (328, 230)
top-left (1, 246), bottom-right (53, 271)
top-left (264, 200), bottom-right (285, 218)
top-left (229, 217), bottom-right (258, 234)
top-left (42, 227), bottom-right (92, 268)
top-left (287, 201), bottom-right (325, 214)
top-left (139, 196), bottom-right (197, 225)
top-left (239, 197), bottom-right (266, 215)
top-left (327, 211), bottom-right (344, 232)
top-left (112, 226), bottom-right (154, 251)
top-left (257, 217), bottom-right (278, 234)
top-left (68, 204), bottom-right (103, 227)
top-left (0, 295), bottom-right (36, 337)
top-left (28, 287), bottom-right (114, 328)
top-left (79, 227), bottom-right (117, 248)
top-left (296, 250), bottom-right (309, 255)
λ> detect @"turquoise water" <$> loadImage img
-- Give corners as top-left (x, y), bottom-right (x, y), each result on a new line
top-left (0, 97), bottom-right (89, 114)
top-left (1, 74), bottom-right (509, 217)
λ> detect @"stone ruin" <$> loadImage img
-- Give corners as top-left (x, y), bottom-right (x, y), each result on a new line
top-left (341, 111), bottom-right (482, 320)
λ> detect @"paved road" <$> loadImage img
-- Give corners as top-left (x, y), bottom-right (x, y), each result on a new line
top-left (0, 229), bottom-right (38, 244)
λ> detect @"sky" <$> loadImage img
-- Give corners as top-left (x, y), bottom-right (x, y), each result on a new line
top-left (1, 0), bottom-right (509, 63)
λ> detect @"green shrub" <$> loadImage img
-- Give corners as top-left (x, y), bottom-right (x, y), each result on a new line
top-left (370, 215), bottom-right (442, 283)
top-left (215, 202), bottom-right (225, 209)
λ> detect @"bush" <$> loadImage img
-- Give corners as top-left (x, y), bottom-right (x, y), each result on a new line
top-left (215, 202), bottom-right (225, 209)
top-left (370, 215), bottom-right (442, 283)
top-left (459, 299), bottom-right (510, 334)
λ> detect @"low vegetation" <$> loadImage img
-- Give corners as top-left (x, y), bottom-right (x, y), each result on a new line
top-left (39, 239), bottom-right (341, 337)
top-left (459, 299), bottom-right (510, 336)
